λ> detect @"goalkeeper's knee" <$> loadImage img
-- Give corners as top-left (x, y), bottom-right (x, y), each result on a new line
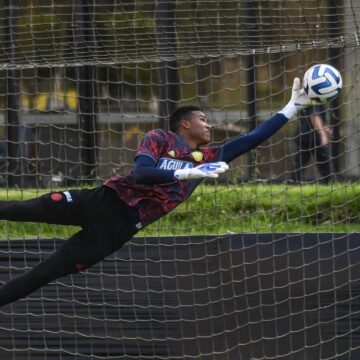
top-left (58, 231), bottom-right (105, 274)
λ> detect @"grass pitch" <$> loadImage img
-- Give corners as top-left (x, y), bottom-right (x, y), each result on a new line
top-left (0, 182), bottom-right (359, 239)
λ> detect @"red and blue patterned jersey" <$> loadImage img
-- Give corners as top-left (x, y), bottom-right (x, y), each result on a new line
top-left (104, 129), bottom-right (221, 227)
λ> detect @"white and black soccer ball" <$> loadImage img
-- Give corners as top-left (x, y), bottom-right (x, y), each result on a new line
top-left (303, 64), bottom-right (342, 104)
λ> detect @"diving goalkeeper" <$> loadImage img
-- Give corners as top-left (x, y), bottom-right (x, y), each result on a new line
top-left (0, 78), bottom-right (314, 307)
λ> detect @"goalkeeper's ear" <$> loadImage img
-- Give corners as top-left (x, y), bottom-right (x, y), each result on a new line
top-left (180, 118), bottom-right (191, 130)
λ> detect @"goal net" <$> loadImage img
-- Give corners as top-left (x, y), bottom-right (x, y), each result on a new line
top-left (0, 0), bottom-right (359, 359)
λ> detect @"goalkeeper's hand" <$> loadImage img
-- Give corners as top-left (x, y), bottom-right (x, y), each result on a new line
top-left (279, 77), bottom-right (317, 120)
top-left (174, 161), bottom-right (229, 180)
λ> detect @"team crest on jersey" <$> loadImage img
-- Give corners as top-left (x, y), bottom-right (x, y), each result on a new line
top-left (157, 158), bottom-right (193, 170)
top-left (191, 151), bottom-right (203, 162)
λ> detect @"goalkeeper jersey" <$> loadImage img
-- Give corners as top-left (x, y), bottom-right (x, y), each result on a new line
top-left (104, 129), bottom-right (221, 228)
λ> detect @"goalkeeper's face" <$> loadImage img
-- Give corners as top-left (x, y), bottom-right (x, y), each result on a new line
top-left (186, 111), bottom-right (211, 146)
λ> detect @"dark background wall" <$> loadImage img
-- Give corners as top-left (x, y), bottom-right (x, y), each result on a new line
top-left (0, 233), bottom-right (359, 359)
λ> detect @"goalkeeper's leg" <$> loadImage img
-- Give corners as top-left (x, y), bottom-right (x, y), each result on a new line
top-left (0, 232), bottom-right (84, 307)
top-left (0, 190), bottom-right (87, 225)
top-left (0, 187), bottom-right (119, 226)
top-left (0, 210), bottom-right (137, 307)
top-left (0, 231), bottom-right (107, 307)
top-left (0, 186), bottom-right (138, 307)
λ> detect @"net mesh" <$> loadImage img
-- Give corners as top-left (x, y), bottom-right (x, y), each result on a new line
top-left (0, 0), bottom-right (359, 359)
top-left (0, 1), bottom-right (358, 68)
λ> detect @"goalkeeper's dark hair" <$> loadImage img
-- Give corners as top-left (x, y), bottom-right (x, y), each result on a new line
top-left (169, 105), bottom-right (203, 132)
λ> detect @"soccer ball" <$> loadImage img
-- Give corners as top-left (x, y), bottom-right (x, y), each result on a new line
top-left (303, 64), bottom-right (342, 104)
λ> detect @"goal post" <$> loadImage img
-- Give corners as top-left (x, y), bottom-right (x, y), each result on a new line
top-left (0, 1), bottom-right (360, 359)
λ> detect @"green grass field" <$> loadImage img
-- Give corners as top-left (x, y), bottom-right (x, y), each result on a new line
top-left (0, 182), bottom-right (359, 239)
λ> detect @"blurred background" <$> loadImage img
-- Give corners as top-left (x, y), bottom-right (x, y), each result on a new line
top-left (0, 0), bottom-right (358, 188)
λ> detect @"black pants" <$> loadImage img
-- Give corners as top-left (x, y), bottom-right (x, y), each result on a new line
top-left (293, 142), bottom-right (332, 183)
top-left (0, 186), bottom-right (138, 307)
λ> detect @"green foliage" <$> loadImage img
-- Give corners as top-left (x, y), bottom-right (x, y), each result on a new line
top-left (17, 13), bottom-right (66, 61)
top-left (0, 183), bottom-right (359, 239)
top-left (95, 7), bottom-right (156, 58)
top-left (143, 182), bottom-right (360, 235)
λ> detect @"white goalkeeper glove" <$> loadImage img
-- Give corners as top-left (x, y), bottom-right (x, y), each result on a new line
top-left (174, 161), bottom-right (229, 180)
top-left (279, 77), bottom-right (317, 120)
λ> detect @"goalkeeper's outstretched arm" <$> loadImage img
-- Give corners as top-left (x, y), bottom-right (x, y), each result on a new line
top-left (133, 78), bottom-right (315, 184)
top-left (220, 77), bottom-right (316, 164)
top-left (219, 113), bottom-right (288, 164)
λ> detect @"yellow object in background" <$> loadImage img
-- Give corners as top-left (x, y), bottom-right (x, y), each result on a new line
top-left (31, 90), bottom-right (78, 112)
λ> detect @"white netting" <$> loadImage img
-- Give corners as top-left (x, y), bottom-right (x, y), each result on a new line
top-left (0, 1), bottom-right (359, 359)
top-left (0, 1), bottom-right (358, 68)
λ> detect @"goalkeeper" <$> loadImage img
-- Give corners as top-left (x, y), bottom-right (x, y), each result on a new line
top-left (0, 78), bottom-right (314, 307)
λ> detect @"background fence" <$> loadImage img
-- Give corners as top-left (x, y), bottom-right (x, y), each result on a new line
top-left (1, 1), bottom-right (360, 359)
top-left (0, 0), bottom-right (358, 187)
